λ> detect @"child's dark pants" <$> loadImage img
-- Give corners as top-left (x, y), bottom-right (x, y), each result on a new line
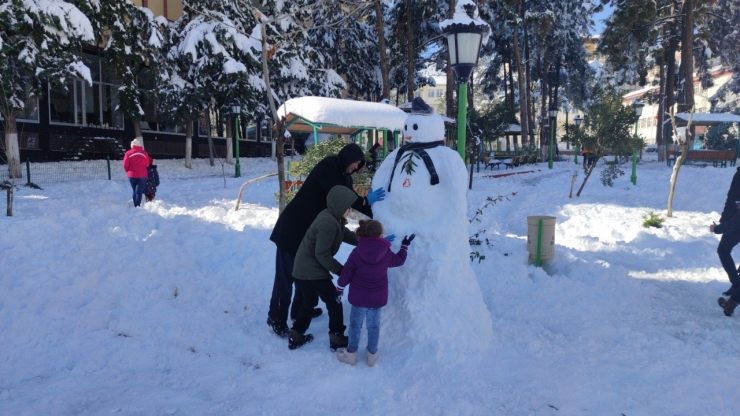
top-left (292, 279), bottom-right (345, 335)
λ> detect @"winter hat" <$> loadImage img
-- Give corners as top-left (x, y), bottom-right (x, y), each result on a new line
top-left (131, 138), bottom-right (143, 148)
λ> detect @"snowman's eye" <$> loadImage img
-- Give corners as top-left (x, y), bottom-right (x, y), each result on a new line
top-left (404, 124), bottom-right (407, 130)
top-left (413, 124), bottom-right (418, 130)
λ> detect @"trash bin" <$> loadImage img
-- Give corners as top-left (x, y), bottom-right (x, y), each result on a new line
top-left (527, 216), bottom-right (557, 263)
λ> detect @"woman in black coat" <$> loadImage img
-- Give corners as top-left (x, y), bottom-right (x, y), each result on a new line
top-left (267, 142), bottom-right (385, 337)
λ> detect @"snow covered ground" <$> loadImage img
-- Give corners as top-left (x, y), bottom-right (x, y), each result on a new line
top-left (2, 153), bottom-right (739, 415)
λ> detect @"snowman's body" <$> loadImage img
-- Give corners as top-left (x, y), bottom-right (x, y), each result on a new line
top-left (371, 98), bottom-right (493, 360)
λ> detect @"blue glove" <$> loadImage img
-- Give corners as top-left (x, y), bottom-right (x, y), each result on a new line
top-left (385, 234), bottom-right (396, 242)
top-left (366, 187), bottom-right (386, 205)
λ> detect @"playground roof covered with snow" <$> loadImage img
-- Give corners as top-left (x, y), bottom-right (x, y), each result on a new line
top-left (276, 96), bottom-right (408, 137)
top-left (676, 113), bottom-right (740, 126)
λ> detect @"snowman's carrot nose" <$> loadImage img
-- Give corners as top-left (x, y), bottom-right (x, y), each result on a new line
top-left (405, 135), bottom-right (413, 140)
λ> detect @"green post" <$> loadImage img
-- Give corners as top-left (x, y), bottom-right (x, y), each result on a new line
top-left (26, 159), bottom-right (31, 185)
top-left (106, 156), bottom-right (111, 180)
top-left (535, 218), bottom-right (543, 267)
top-left (549, 120), bottom-right (555, 169)
top-left (631, 120), bottom-right (638, 185)
top-left (234, 115), bottom-right (241, 178)
top-left (457, 82), bottom-right (468, 161)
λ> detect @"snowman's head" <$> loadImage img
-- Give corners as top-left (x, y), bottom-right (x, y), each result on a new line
top-left (404, 97), bottom-right (445, 143)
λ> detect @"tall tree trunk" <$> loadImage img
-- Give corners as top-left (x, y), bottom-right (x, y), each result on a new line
top-left (133, 121), bottom-right (142, 141)
top-left (406, 0), bottom-right (415, 102)
top-left (678, 0), bottom-right (695, 144)
top-left (261, 24), bottom-right (286, 212)
top-left (664, 8), bottom-right (678, 154)
top-left (656, 53), bottom-right (665, 162)
top-left (374, 0), bottom-right (390, 101)
top-left (225, 115), bottom-right (234, 164)
top-left (205, 108), bottom-right (215, 166)
top-left (185, 122), bottom-right (192, 169)
top-left (3, 114), bottom-right (21, 178)
top-left (446, 0), bottom-right (455, 118)
top-left (512, 27), bottom-right (528, 151)
top-left (522, 6), bottom-right (534, 145)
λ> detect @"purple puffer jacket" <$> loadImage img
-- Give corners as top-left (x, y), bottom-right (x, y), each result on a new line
top-left (337, 237), bottom-right (407, 308)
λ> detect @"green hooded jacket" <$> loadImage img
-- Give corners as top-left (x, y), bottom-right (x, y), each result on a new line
top-left (292, 186), bottom-right (360, 280)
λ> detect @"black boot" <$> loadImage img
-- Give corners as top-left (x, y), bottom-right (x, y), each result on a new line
top-left (724, 298), bottom-right (740, 317)
top-left (329, 331), bottom-right (348, 351)
top-left (288, 330), bottom-right (314, 350)
top-left (267, 317), bottom-right (290, 338)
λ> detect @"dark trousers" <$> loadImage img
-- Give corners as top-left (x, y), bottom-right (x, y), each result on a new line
top-left (268, 247), bottom-right (304, 325)
top-left (718, 231), bottom-right (740, 298)
top-left (292, 279), bottom-right (345, 335)
top-left (128, 177), bottom-right (147, 207)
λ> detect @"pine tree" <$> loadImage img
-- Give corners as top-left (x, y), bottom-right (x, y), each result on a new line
top-left (0, 0), bottom-right (95, 178)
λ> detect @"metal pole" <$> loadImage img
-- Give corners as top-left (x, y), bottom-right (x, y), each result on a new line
top-left (549, 118), bottom-right (555, 169)
top-left (106, 156), bottom-right (111, 180)
top-left (457, 82), bottom-right (468, 161)
top-left (26, 159), bottom-right (31, 185)
top-left (631, 120), bottom-right (638, 185)
top-left (235, 115), bottom-right (241, 178)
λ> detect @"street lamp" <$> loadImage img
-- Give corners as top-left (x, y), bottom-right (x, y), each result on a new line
top-left (231, 101), bottom-right (242, 178)
top-left (631, 99), bottom-right (644, 185)
top-left (574, 114), bottom-right (582, 164)
top-left (548, 107), bottom-right (558, 169)
top-left (440, 1), bottom-right (490, 161)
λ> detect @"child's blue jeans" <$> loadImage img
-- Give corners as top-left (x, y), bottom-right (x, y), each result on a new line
top-left (348, 305), bottom-right (381, 354)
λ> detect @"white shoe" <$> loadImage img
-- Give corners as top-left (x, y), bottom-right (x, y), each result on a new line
top-left (337, 349), bottom-right (357, 366)
top-left (366, 349), bottom-right (379, 367)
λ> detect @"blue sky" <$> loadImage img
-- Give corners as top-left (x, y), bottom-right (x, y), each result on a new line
top-left (592, 4), bottom-right (614, 35)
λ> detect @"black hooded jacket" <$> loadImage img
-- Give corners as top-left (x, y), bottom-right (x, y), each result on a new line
top-left (720, 167), bottom-right (740, 224)
top-left (270, 142), bottom-right (373, 256)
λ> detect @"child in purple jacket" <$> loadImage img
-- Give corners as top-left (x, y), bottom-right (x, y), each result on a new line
top-left (335, 219), bottom-right (414, 367)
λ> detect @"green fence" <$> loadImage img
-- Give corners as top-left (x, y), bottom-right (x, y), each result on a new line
top-left (0, 158), bottom-right (113, 185)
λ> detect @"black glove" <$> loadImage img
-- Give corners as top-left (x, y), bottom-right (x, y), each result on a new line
top-left (401, 234), bottom-right (415, 247)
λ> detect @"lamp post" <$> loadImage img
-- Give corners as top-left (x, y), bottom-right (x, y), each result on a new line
top-left (440, 2), bottom-right (490, 161)
top-left (630, 99), bottom-right (644, 185)
top-left (231, 101), bottom-right (242, 178)
top-left (573, 114), bottom-right (582, 164)
top-left (548, 107), bottom-right (558, 169)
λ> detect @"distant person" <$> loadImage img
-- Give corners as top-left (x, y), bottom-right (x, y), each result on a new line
top-left (335, 220), bottom-right (413, 367)
top-left (367, 143), bottom-right (382, 173)
top-left (581, 147), bottom-right (595, 168)
top-left (289, 186), bottom-right (365, 350)
top-left (122, 138), bottom-right (149, 207)
top-left (267, 142), bottom-right (386, 338)
top-left (712, 167), bottom-right (740, 316)
top-left (144, 157), bottom-right (160, 202)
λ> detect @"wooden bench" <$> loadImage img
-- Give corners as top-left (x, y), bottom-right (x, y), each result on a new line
top-left (666, 149), bottom-right (737, 168)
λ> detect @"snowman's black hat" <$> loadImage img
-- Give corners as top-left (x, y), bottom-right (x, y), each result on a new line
top-left (410, 97), bottom-right (434, 115)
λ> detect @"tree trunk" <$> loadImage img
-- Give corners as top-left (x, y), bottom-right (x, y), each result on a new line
top-left (205, 107), bottom-right (215, 166)
top-left (575, 156), bottom-right (600, 197)
top-left (3, 115), bottom-right (21, 178)
top-left (133, 121), bottom-right (142, 142)
top-left (225, 116), bottom-right (234, 164)
top-left (522, 6), bottom-right (534, 145)
top-left (185, 122), bottom-right (192, 169)
top-left (374, 0), bottom-right (390, 101)
top-left (262, 24), bottom-right (286, 212)
top-left (405, 0), bottom-right (415, 103)
top-left (667, 113), bottom-right (692, 217)
top-left (656, 52), bottom-right (666, 162)
top-left (664, 3), bottom-right (678, 154)
top-left (512, 26), bottom-right (528, 150)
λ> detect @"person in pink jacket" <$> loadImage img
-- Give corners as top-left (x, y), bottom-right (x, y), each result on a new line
top-left (122, 138), bottom-right (150, 207)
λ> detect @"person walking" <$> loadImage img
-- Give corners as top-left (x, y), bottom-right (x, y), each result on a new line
top-left (144, 157), bottom-right (160, 202)
top-left (122, 138), bottom-right (150, 208)
top-left (713, 167), bottom-right (740, 316)
top-left (267, 142), bottom-right (386, 337)
top-left (335, 220), bottom-right (413, 367)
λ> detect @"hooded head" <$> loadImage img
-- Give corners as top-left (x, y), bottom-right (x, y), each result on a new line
top-left (337, 142), bottom-right (366, 174)
top-left (404, 97), bottom-right (445, 143)
top-left (326, 185), bottom-right (358, 219)
top-left (131, 138), bottom-right (143, 148)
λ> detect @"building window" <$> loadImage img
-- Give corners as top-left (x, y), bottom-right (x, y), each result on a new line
top-left (48, 53), bottom-right (123, 128)
top-left (436, 89), bottom-right (443, 97)
top-left (139, 67), bottom-right (186, 134)
top-left (427, 89), bottom-right (434, 98)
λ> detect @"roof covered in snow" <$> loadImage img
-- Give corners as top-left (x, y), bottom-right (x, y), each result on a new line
top-left (277, 97), bottom-right (407, 136)
top-left (676, 113), bottom-right (740, 126)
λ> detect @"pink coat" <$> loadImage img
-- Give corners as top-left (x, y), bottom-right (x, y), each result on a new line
top-left (123, 146), bottom-right (150, 178)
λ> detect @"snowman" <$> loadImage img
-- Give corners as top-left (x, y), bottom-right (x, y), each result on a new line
top-left (371, 97), bottom-right (494, 361)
